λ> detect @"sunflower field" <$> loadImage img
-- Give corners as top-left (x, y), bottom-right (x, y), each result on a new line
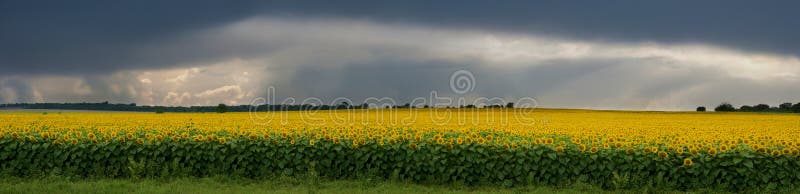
top-left (1, 109), bottom-right (799, 191)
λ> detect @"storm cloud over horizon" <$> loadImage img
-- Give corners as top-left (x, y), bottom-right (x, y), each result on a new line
top-left (2, 1), bottom-right (800, 110)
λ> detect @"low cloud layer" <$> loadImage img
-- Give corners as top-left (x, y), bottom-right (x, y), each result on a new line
top-left (2, 2), bottom-right (800, 110)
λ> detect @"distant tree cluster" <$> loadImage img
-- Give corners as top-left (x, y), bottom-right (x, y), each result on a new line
top-left (706, 102), bottom-right (800, 113)
top-left (0, 102), bottom-right (370, 113)
top-left (0, 101), bottom-right (524, 113)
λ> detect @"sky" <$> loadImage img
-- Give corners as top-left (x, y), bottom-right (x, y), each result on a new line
top-left (1, 1), bottom-right (800, 110)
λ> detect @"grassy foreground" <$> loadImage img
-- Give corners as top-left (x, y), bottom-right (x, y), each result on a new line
top-left (0, 176), bottom-right (757, 194)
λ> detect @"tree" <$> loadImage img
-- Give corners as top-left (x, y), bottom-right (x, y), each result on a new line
top-left (753, 104), bottom-right (770, 111)
top-left (216, 104), bottom-right (228, 113)
top-left (506, 102), bottom-right (514, 108)
top-left (739, 105), bottom-right (753, 112)
top-left (793, 102), bottom-right (800, 113)
top-left (779, 103), bottom-right (793, 111)
top-left (696, 106), bottom-right (706, 112)
top-left (714, 103), bottom-right (736, 112)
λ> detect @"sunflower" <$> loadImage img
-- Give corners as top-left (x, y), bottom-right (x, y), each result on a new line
top-left (136, 138), bottom-right (144, 145)
top-left (218, 137), bottom-right (227, 144)
top-left (708, 148), bottom-right (718, 156)
top-left (206, 134), bottom-right (216, 141)
top-left (309, 139), bottom-right (315, 146)
top-left (579, 144), bottom-right (587, 152)
top-left (590, 146), bottom-right (599, 153)
top-left (683, 158), bottom-right (693, 167)
top-left (555, 145), bottom-right (564, 153)
top-left (408, 143), bottom-right (417, 150)
top-left (771, 150), bottom-right (781, 156)
top-left (658, 151), bottom-right (668, 159)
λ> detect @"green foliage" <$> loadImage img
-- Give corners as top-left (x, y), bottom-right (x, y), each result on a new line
top-left (0, 136), bottom-right (798, 192)
top-left (216, 104), bottom-right (227, 113)
top-left (714, 103), bottom-right (736, 112)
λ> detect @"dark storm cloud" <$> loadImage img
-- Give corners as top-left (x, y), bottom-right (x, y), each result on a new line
top-left (2, 1), bottom-right (800, 109)
top-left (3, 1), bottom-right (800, 75)
top-left (257, 1), bottom-right (800, 55)
top-left (1, 0), bottom-right (263, 75)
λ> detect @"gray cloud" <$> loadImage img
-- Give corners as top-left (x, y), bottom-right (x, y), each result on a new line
top-left (4, 1), bottom-right (800, 75)
top-left (2, 2), bottom-right (800, 110)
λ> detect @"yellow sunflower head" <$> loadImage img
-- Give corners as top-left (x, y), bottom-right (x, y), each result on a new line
top-left (708, 149), bottom-right (718, 156)
top-left (218, 137), bottom-right (227, 144)
top-left (555, 145), bottom-right (564, 153)
top-left (771, 150), bottom-right (781, 157)
top-left (658, 151), bottom-right (668, 159)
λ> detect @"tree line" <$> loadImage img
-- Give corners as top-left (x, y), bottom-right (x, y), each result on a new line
top-left (0, 102), bottom-right (517, 113)
top-left (0, 102), bottom-right (369, 113)
top-left (698, 102), bottom-right (800, 113)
